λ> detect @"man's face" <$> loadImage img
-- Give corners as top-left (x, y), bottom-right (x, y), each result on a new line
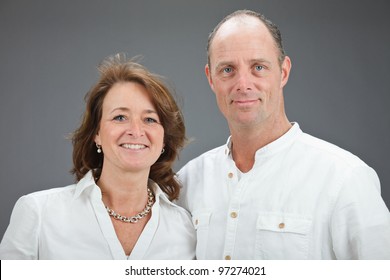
top-left (206, 17), bottom-right (291, 130)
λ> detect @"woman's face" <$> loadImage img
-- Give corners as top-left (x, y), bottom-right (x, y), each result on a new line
top-left (95, 81), bottom-right (164, 175)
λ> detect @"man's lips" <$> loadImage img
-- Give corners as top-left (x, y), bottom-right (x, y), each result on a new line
top-left (231, 99), bottom-right (260, 105)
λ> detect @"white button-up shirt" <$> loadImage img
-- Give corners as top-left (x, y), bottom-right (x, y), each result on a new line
top-left (177, 123), bottom-right (390, 259)
top-left (0, 171), bottom-right (196, 259)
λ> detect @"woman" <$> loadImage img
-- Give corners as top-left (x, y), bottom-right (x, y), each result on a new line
top-left (0, 54), bottom-right (196, 259)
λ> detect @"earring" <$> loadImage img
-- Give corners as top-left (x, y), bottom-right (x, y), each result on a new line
top-left (161, 148), bottom-right (165, 154)
top-left (96, 144), bottom-right (102, 154)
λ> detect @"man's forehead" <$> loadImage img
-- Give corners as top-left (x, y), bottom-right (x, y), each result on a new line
top-left (211, 17), bottom-right (270, 52)
top-left (216, 15), bottom-right (265, 37)
top-left (210, 18), bottom-right (274, 55)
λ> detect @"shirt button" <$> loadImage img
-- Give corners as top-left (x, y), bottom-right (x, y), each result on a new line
top-left (279, 222), bottom-right (285, 229)
top-left (195, 219), bottom-right (199, 225)
top-left (230, 212), bottom-right (238, 219)
top-left (225, 255), bottom-right (231, 260)
top-left (228, 172), bottom-right (234, 178)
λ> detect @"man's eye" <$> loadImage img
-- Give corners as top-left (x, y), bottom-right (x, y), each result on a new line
top-left (223, 67), bottom-right (233, 73)
top-left (113, 115), bottom-right (126, 121)
top-left (255, 65), bottom-right (263, 71)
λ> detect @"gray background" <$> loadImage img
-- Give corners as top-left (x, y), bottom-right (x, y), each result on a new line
top-left (0, 0), bottom-right (389, 239)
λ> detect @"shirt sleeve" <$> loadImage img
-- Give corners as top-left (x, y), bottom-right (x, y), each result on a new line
top-left (331, 165), bottom-right (390, 259)
top-left (175, 168), bottom-right (190, 211)
top-left (0, 195), bottom-right (41, 259)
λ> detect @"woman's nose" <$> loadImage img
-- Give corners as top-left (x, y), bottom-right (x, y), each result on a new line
top-left (126, 120), bottom-right (145, 137)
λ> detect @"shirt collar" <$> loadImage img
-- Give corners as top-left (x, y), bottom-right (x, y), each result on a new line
top-left (224, 122), bottom-right (302, 159)
top-left (225, 136), bottom-right (233, 156)
top-left (73, 171), bottom-right (173, 205)
top-left (148, 179), bottom-right (173, 206)
top-left (73, 170), bottom-right (101, 200)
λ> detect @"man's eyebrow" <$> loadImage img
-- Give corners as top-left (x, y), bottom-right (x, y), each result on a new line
top-left (215, 61), bottom-right (234, 71)
top-left (249, 58), bottom-right (271, 65)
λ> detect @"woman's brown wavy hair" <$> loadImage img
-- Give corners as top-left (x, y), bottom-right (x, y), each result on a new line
top-left (71, 54), bottom-right (186, 200)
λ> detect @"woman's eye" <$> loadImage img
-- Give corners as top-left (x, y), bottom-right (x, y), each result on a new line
top-left (113, 115), bottom-right (126, 121)
top-left (145, 117), bottom-right (158, 124)
top-left (255, 65), bottom-right (263, 71)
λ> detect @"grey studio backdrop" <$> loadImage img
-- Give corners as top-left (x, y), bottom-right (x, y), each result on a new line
top-left (0, 0), bottom-right (389, 240)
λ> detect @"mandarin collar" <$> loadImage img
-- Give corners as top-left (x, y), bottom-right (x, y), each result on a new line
top-left (224, 122), bottom-right (302, 159)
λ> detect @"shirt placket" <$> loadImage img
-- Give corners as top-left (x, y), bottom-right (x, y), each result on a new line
top-left (222, 158), bottom-right (242, 260)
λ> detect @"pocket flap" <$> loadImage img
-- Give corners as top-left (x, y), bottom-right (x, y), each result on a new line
top-left (192, 211), bottom-right (211, 229)
top-left (256, 213), bottom-right (311, 235)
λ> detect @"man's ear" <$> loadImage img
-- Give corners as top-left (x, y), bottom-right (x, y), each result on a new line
top-left (205, 64), bottom-right (214, 92)
top-left (280, 56), bottom-right (292, 88)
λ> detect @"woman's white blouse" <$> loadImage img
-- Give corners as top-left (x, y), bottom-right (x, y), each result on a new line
top-left (0, 171), bottom-right (196, 259)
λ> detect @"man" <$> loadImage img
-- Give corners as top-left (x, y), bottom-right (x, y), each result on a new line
top-left (177, 10), bottom-right (390, 259)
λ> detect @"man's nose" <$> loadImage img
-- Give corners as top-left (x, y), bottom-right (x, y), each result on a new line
top-left (235, 70), bottom-right (253, 92)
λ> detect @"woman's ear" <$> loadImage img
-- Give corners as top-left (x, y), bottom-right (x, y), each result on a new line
top-left (94, 132), bottom-right (101, 146)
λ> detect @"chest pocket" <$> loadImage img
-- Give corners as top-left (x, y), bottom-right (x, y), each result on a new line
top-left (255, 213), bottom-right (312, 259)
top-left (192, 211), bottom-right (211, 260)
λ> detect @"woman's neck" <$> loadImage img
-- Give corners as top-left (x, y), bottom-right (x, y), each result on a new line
top-left (97, 167), bottom-right (150, 214)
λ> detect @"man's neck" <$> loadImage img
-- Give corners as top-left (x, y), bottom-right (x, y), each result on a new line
top-left (230, 118), bottom-right (292, 172)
